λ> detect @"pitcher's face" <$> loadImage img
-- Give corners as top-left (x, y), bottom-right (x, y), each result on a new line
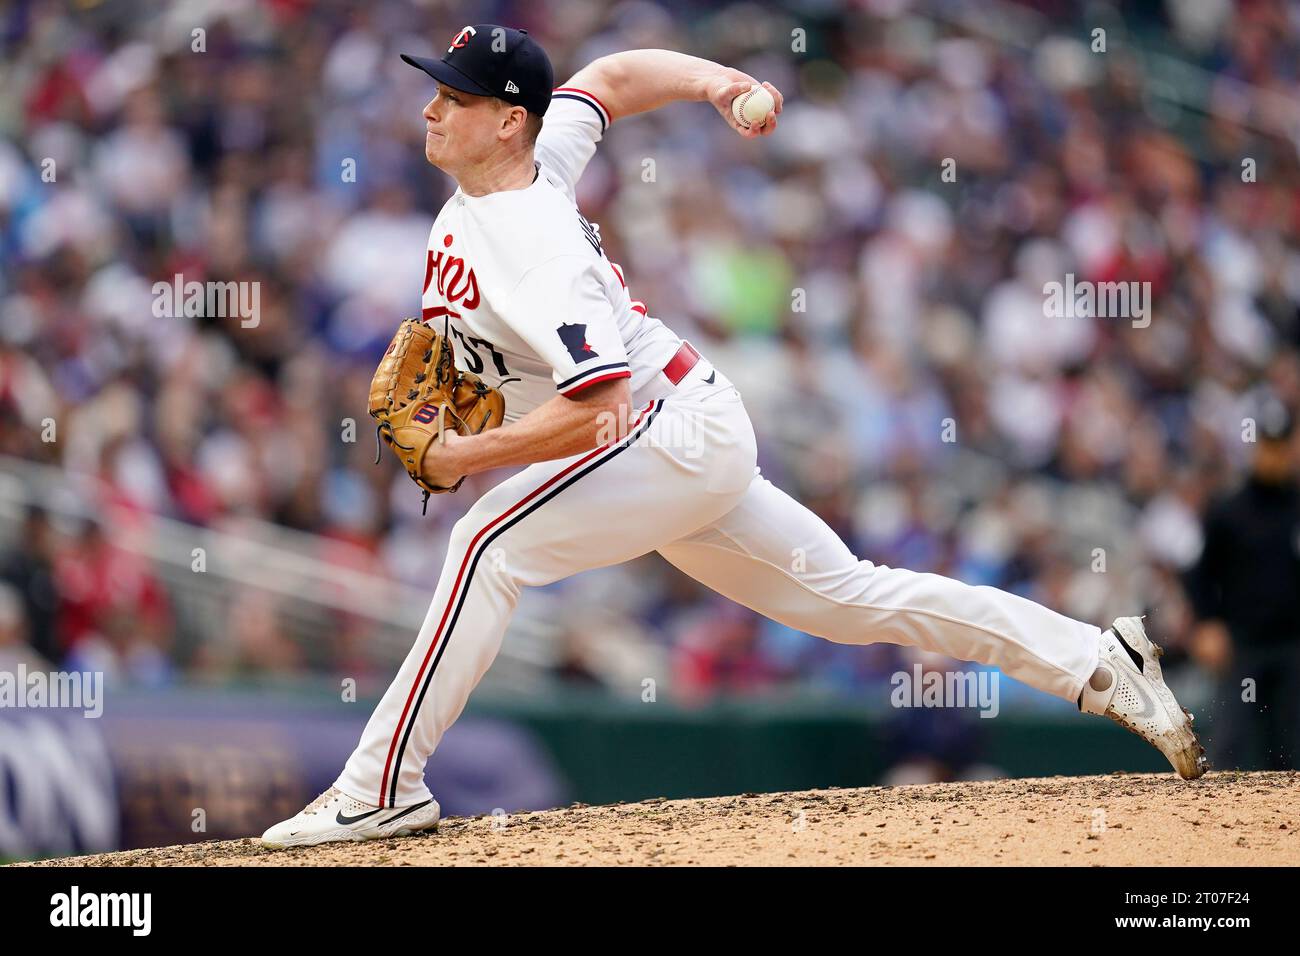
top-left (422, 85), bottom-right (509, 171)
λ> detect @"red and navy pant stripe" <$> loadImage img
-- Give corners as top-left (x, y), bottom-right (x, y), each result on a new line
top-left (378, 400), bottom-right (665, 806)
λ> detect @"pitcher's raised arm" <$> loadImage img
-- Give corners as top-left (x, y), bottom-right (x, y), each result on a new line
top-left (561, 50), bottom-right (782, 134)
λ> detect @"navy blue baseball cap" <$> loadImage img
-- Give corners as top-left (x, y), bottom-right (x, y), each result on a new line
top-left (401, 24), bottom-right (554, 117)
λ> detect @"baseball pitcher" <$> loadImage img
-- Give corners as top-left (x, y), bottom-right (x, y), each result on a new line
top-left (261, 25), bottom-right (1205, 848)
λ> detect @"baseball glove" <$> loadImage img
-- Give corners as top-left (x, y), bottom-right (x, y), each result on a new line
top-left (369, 318), bottom-right (505, 511)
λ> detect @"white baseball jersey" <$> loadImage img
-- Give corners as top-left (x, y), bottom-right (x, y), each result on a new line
top-left (419, 87), bottom-right (681, 422)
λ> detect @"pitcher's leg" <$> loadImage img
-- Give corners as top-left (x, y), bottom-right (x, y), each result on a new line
top-left (337, 399), bottom-right (753, 807)
top-left (658, 475), bottom-right (1100, 702)
top-left (334, 499), bottom-right (519, 808)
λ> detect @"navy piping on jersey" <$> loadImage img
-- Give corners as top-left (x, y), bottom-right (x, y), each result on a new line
top-left (551, 88), bottom-right (609, 132)
top-left (561, 369), bottom-right (631, 397)
top-left (556, 362), bottom-right (629, 391)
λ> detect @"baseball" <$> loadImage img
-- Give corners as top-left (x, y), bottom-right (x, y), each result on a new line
top-left (732, 83), bottom-right (775, 129)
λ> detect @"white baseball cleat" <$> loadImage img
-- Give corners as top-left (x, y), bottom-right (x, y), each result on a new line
top-left (1079, 616), bottom-right (1208, 780)
top-left (260, 787), bottom-right (441, 849)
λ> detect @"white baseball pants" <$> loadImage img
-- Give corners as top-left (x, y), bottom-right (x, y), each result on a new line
top-left (336, 378), bottom-right (1101, 809)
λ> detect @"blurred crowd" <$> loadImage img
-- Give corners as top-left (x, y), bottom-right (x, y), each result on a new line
top-left (2, 0), bottom-right (1300, 768)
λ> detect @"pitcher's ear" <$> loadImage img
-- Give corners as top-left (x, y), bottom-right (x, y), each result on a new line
top-left (500, 104), bottom-right (527, 141)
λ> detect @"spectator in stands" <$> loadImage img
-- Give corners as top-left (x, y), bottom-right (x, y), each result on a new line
top-left (0, 507), bottom-right (60, 663)
top-left (1185, 392), bottom-right (1300, 769)
top-left (0, 581), bottom-right (46, 671)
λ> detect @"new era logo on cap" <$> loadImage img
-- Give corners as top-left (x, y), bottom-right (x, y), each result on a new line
top-left (401, 23), bottom-right (554, 117)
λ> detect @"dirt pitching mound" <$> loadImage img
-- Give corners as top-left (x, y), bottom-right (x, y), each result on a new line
top-left (20, 771), bottom-right (1300, 867)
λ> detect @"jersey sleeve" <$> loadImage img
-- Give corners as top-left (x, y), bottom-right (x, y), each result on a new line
top-left (534, 88), bottom-right (612, 204)
top-left (502, 254), bottom-right (630, 396)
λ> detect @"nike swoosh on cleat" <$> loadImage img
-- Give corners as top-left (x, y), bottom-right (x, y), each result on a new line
top-left (380, 800), bottom-right (434, 827)
top-left (336, 807), bottom-right (385, 825)
top-left (704, 371), bottom-right (716, 384)
top-left (1110, 672), bottom-right (1158, 723)
top-left (1129, 684), bottom-right (1157, 721)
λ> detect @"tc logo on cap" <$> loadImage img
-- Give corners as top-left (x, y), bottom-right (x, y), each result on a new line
top-left (402, 24), bottom-right (554, 116)
top-left (449, 25), bottom-right (476, 52)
